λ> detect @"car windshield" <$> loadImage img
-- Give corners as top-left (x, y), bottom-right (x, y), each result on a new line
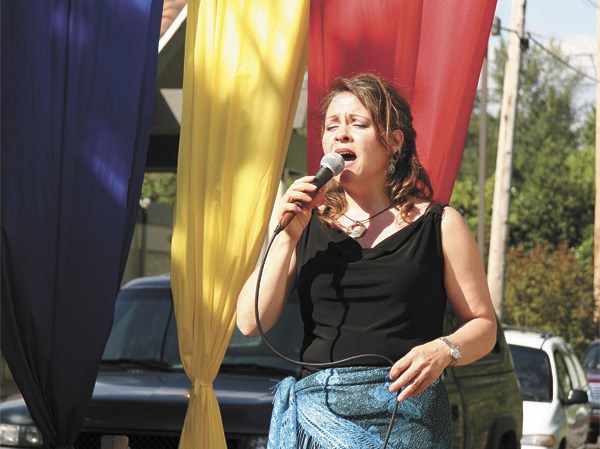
top-left (583, 343), bottom-right (600, 370)
top-left (508, 345), bottom-right (552, 402)
top-left (102, 285), bottom-right (303, 375)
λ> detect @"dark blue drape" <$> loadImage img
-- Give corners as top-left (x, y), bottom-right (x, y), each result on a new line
top-left (1, 1), bottom-right (163, 448)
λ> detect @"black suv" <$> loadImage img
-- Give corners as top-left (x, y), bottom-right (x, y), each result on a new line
top-left (0, 274), bottom-right (522, 449)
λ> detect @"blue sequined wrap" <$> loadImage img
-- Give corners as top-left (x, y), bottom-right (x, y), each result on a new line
top-left (267, 366), bottom-right (451, 449)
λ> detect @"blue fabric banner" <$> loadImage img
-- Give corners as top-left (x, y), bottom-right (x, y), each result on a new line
top-left (1, 0), bottom-right (163, 447)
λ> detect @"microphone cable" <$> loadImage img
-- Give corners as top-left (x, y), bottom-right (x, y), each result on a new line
top-left (254, 228), bottom-right (401, 449)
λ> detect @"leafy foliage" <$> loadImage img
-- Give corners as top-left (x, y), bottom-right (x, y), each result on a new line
top-left (453, 38), bottom-right (597, 344)
top-left (581, 105), bottom-right (596, 148)
top-left (508, 146), bottom-right (594, 248)
top-left (456, 101), bottom-right (499, 183)
top-left (141, 173), bottom-right (177, 204)
top-left (503, 242), bottom-right (595, 355)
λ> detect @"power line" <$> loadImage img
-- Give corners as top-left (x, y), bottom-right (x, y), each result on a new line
top-left (528, 35), bottom-right (599, 83)
top-left (498, 26), bottom-right (598, 83)
top-left (579, 0), bottom-right (598, 9)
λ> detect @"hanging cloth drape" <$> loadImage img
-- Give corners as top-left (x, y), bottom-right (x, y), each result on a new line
top-left (308, 0), bottom-right (498, 203)
top-left (1, 1), bottom-right (163, 448)
top-left (170, 1), bottom-right (309, 448)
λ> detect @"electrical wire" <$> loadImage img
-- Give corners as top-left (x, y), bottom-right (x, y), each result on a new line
top-left (254, 228), bottom-right (401, 449)
top-left (579, 0), bottom-right (598, 9)
top-left (528, 36), bottom-right (599, 83)
top-left (498, 26), bottom-right (598, 84)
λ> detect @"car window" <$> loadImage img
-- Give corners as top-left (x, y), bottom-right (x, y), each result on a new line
top-left (508, 345), bottom-right (552, 402)
top-left (102, 286), bottom-right (304, 374)
top-left (554, 351), bottom-right (573, 401)
top-left (583, 343), bottom-right (600, 369)
top-left (223, 297), bottom-right (303, 373)
top-left (561, 347), bottom-right (587, 390)
top-left (162, 305), bottom-right (181, 365)
top-left (102, 288), bottom-right (182, 368)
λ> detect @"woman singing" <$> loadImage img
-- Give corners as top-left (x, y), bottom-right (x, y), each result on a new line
top-left (237, 72), bottom-right (496, 449)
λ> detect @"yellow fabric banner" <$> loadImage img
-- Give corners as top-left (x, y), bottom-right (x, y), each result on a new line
top-left (171, 1), bottom-right (308, 448)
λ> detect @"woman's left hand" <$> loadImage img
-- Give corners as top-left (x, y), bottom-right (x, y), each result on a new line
top-left (388, 339), bottom-right (451, 402)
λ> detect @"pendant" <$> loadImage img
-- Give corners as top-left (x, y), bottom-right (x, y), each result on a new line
top-left (346, 222), bottom-right (367, 239)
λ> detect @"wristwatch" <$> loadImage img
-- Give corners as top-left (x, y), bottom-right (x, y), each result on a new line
top-left (438, 337), bottom-right (461, 366)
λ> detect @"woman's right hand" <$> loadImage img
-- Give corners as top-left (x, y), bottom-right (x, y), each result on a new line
top-left (277, 176), bottom-right (323, 241)
top-left (237, 176), bottom-right (320, 336)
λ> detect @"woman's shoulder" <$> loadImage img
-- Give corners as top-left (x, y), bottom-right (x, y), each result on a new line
top-left (410, 201), bottom-right (468, 233)
top-left (410, 199), bottom-right (447, 218)
top-left (436, 205), bottom-right (474, 245)
top-left (437, 204), bottom-right (465, 224)
top-left (412, 199), bottom-right (459, 216)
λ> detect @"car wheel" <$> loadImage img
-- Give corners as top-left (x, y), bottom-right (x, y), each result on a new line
top-left (497, 432), bottom-right (518, 449)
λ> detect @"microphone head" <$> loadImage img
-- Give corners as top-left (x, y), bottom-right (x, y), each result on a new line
top-left (320, 152), bottom-right (345, 176)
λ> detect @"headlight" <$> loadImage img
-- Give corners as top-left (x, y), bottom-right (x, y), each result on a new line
top-left (0, 423), bottom-right (43, 447)
top-left (245, 435), bottom-right (268, 449)
top-left (520, 434), bottom-right (556, 447)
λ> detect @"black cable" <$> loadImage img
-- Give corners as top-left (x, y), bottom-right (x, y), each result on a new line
top-left (254, 228), bottom-right (400, 449)
top-left (579, 0), bottom-right (598, 9)
top-left (528, 36), bottom-right (599, 83)
top-left (498, 26), bottom-right (598, 84)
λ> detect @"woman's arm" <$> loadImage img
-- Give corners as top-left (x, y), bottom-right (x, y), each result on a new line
top-left (437, 206), bottom-right (497, 364)
top-left (236, 233), bottom-right (298, 336)
top-left (389, 206), bottom-right (497, 401)
top-left (236, 176), bottom-right (322, 336)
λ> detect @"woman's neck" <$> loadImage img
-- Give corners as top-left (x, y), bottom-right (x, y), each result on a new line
top-left (343, 189), bottom-right (392, 216)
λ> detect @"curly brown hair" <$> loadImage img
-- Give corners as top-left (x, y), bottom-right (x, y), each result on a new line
top-left (318, 72), bottom-right (433, 226)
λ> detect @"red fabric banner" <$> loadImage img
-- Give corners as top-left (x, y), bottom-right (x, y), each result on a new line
top-left (308, 0), bottom-right (497, 202)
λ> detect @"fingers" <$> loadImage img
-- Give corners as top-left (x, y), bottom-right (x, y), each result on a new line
top-left (276, 177), bottom-right (320, 236)
top-left (389, 366), bottom-right (435, 402)
top-left (388, 343), bottom-right (447, 402)
top-left (394, 374), bottom-right (429, 402)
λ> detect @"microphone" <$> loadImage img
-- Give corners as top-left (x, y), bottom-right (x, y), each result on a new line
top-left (275, 152), bottom-right (345, 233)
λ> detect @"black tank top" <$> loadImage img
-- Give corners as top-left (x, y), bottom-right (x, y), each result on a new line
top-left (295, 203), bottom-right (447, 374)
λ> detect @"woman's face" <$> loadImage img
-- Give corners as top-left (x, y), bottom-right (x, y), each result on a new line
top-left (322, 92), bottom-right (391, 187)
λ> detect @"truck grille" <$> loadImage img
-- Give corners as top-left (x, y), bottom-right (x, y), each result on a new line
top-left (590, 382), bottom-right (600, 403)
top-left (74, 432), bottom-right (242, 449)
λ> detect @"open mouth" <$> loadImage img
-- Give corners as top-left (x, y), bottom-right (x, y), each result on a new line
top-left (336, 150), bottom-right (357, 163)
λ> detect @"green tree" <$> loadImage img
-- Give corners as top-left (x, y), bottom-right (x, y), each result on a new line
top-left (573, 106), bottom-right (596, 268)
top-left (450, 175), bottom-right (494, 247)
top-left (453, 39), bottom-right (597, 339)
top-left (455, 40), bottom-right (593, 251)
top-left (508, 144), bottom-right (594, 248)
top-left (503, 242), bottom-right (595, 356)
top-left (456, 101), bottom-right (499, 183)
top-left (141, 173), bottom-right (177, 204)
top-left (580, 105), bottom-right (596, 148)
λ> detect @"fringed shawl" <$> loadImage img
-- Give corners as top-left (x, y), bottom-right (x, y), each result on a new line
top-left (267, 366), bottom-right (451, 449)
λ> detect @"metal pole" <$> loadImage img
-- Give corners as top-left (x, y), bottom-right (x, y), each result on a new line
top-left (487, 0), bottom-right (527, 320)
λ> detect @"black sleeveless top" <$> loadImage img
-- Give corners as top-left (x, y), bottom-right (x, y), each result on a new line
top-left (295, 203), bottom-right (447, 374)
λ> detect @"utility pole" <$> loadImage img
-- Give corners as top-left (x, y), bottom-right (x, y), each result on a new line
top-left (487, 0), bottom-right (527, 320)
top-left (595, 2), bottom-right (600, 319)
top-left (478, 18), bottom-right (502, 260)
top-left (478, 53), bottom-right (488, 259)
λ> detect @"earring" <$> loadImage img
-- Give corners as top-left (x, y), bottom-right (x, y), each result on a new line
top-left (388, 154), bottom-right (398, 175)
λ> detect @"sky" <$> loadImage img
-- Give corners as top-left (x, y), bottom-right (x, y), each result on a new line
top-left (493, 0), bottom-right (597, 108)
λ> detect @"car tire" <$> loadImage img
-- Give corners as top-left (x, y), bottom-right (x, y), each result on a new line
top-left (496, 432), bottom-right (518, 449)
